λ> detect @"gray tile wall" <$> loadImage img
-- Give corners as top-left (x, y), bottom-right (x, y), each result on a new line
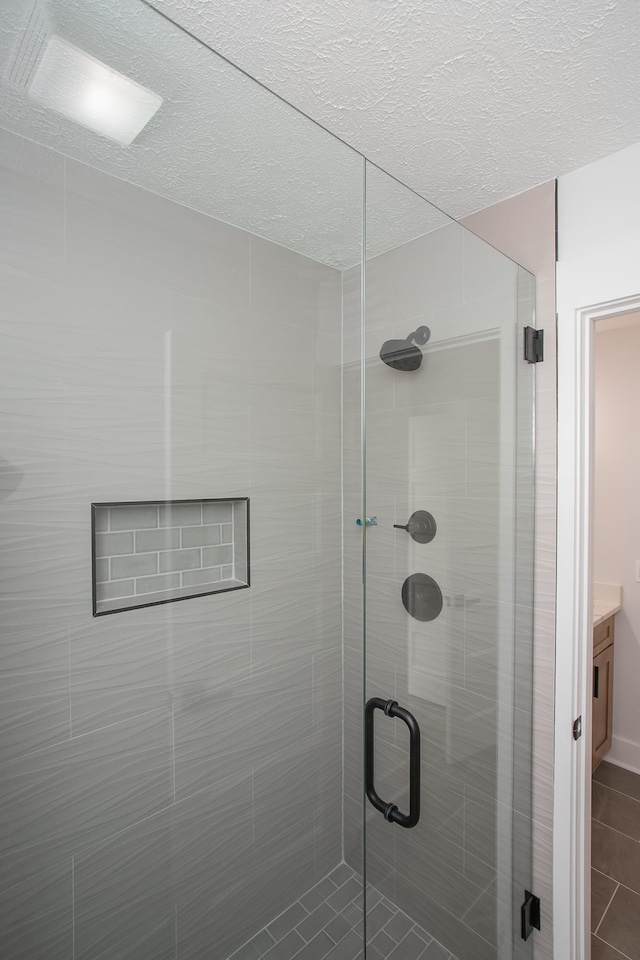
top-left (0, 127), bottom-right (343, 960)
top-left (93, 499), bottom-right (246, 612)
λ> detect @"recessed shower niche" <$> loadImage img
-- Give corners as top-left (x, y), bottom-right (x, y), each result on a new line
top-left (91, 498), bottom-right (250, 615)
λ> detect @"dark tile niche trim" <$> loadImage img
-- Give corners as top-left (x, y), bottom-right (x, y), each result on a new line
top-left (91, 497), bottom-right (250, 616)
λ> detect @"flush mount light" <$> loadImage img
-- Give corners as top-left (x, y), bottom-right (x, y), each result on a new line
top-left (28, 34), bottom-right (162, 146)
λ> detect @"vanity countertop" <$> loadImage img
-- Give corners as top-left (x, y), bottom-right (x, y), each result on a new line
top-left (593, 601), bottom-right (622, 627)
top-left (593, 581), bottom-right (622, 627)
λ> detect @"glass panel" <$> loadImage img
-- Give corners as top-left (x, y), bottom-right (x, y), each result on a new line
top-left (362, 161), bottom-right (535, 959)
top-left (0, 2), bottom-right (363, 958)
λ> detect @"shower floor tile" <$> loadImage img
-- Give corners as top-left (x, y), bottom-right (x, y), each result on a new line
top-left (226, 863), bottom-right (459, 960)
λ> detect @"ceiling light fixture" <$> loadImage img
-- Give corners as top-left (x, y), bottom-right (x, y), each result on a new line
top-left (28, 34), bottom-right (162, 146)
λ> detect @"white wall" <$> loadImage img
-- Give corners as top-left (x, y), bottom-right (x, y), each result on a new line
top-left (556, 137), bottom-right (640, 960)
top-left (558, 139), bottom-right (640, 302)
top-left (594, 323), bottom-right (640, 772)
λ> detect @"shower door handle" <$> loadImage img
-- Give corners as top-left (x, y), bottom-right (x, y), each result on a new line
top-left (365, 697), bottom-right (420, 828)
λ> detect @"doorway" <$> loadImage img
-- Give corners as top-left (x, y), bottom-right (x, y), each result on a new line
top-left (555, 294), bottom-right (640, 960)
top-left (590, 310), bottom-right (640, 957)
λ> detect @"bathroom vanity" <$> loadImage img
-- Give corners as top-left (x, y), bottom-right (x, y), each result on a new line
top-left (592, 583), bottom-right (622, 771)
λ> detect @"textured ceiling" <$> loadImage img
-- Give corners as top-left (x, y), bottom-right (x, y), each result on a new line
top-left (1, 0), bottom-right (639, 266)
top-left (151, 0), bottom-right (640, 218)
top-left (0, 0), bottom-right (451, 268)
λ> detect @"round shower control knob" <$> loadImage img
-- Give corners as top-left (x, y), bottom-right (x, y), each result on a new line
top-left (393, 510), bottom-right (436, 544)
top-left (401, 574), bottom-right (443, 622)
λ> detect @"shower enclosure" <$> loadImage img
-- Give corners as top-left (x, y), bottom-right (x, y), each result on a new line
top-left (0, 2), bottom-right (536, 959)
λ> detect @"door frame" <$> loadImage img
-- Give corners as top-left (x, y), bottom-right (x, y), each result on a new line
top-left (555, 288), bottom-right (640, 960)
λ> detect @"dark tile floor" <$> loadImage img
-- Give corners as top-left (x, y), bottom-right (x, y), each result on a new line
top-left (592, 761), bottom-right (640, 959)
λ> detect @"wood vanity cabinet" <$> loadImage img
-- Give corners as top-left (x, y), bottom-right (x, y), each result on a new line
top-left (592, 615), bottom-right (615, 771)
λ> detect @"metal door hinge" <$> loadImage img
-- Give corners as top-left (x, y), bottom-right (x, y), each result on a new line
top-left (524, 326), bottom-right (544, 363)
top-left (521, 890), bottom-right (541, 941)
top-left (573, 716), bottom-right (583, 741)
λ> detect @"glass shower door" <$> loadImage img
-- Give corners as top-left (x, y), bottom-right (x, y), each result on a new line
top-left (0, 2), bottom-right (365, 958)
top-left (362, 162), bottom-right (535, 960)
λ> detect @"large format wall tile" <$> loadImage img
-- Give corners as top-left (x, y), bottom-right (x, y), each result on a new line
top-left (0, 125), bottom-right (344, 959)
top-left (364, 224), bottom-right (463, 329)
top-left (0, 859), bottom-right (73, 960)
top-left (70, 591), bottom-right (252, 734)
top-left (0, 128), bottom-right (64, 276)
top-left (250, 235), bottom-right (342, 334)
top-left (173, 657), bottom-right (313, 801)
top-left (392, 337), bottom-right (499, 411)
top-left (74, 803), bottom-right (177, 960)
top-left (253, 732), bottom-right (339, 848)
top-left (250, 578), bottom-right (342, 671)
top-left (0, 708), bottom-right (174, 890)
top-left (0, 617), bottom-right (70, 763)
top-left (65, 158), bottom-right (253, 309)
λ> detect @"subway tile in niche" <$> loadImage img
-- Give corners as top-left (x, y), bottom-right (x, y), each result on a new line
top-left (111, 552), bottom-right (157, 580)
top-left (202, 544), bottom-right (233, 567)
top-left (92, 498), bottom-right (249, 615)
top-left (182, 567), bottom-right (223, 587)
top-left (158, 548), bottom-right (201, 574)
top-left (96, 579), bottom-right (135, 601)
top-left (203, 502), bottom-right (233, 524)
top-left (95, 532), bottom-right (133, 558)
top-left (135, 573), bottom-right (181, 596)
top-left (159, 503), bottom-right (201, 527)
top-left (135, 527), bottom-right (180, 552)
top-left (94, 507), bottom-right (109, 532)
top-left (109, 504), bottom-right (158, 530)
top-left (181, 524), bottom-right (223, 548)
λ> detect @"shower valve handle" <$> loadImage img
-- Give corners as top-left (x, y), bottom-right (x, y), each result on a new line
top-left (393, 510), bottom-right (436, 544)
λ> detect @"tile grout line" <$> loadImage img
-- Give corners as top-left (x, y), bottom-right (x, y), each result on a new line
top-left (592, 866), bottom-right (640, 900)
top-left (592, 932), bottom-right (634, 960)
top-left (63, 155), bottom-right (67, 264)
top-left (593, 880), bottom-right (620, 937)
top-left (594, 778), bottom-right (640, 806)
top-left (231, 871), bottom-right (351, 960)
top-left (171, 702), bottom-right (176, 804)
top-left (71, 854), bottom-right (75, 960)
top-left (251, 769), bottom-right (255, 848)
top-left (592, 815), bottom-right (640, 844)
top-left (234, 873), bottom-right (444, 960)
top-left (339, 268), bottom-right (345, 868)
top-left (68, 625), bottom-right (72, 739)
top-left (64, 770), bottom-right (248, 858)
